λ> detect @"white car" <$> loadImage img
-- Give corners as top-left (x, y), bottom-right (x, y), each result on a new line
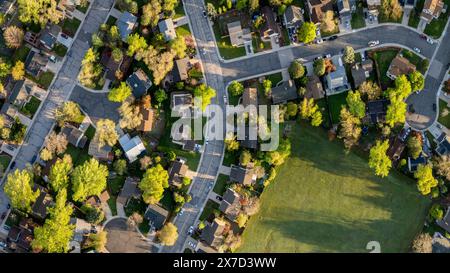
top-left (188, 241), bottom-right (197, 248)
top-left (315, 38), bottom-right (323, 44)
top-left (426, 37), bottom-right (434, 44)
top-left (323, 54), bottom-right (331, 58)
top-left (314, 56), bottom-right (323, 61)
top-left (223, 95), bottom-right (227, 104)
top-left (413, 47), bottom-right (421, 53)
top-left (368, 40), bottom-right (379, 47)
top-left (188, 226), bottom-right (195, 235)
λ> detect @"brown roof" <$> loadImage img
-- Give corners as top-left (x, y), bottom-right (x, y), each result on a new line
top-left (308, 0), bottom-right (334, 24)
top-left (387, 137), bottom-right (406, 162)
top-left (201, 218), bottom-right (227, 248)
top-left (421, 0), bottom-right (444, 21)
top-left (242, 87), bottom-right (258, 108)
top-left (219, 188), bottom-right (242, 221)
top-left (305, 75), bottom-right (324, 99)
top-left (388, 55), bottom-right (416, 78)
top-left (100, 48), bottom-right (122, 81)
top-left (261, 6), bottom-right (278, 37)
top-left (168, 160), bottom-right (188, 188)
top-left (229, 165), bottom-right (256, 186)
top-left (117, 177), bottom-right (141, 205)
top-left (139, 106), bottom-right (154, 132)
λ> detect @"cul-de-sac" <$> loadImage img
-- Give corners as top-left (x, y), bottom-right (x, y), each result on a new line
top-left (0, 0), bottom-right (448, 254)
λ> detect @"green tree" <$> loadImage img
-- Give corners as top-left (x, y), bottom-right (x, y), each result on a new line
top-left (385, 97), bottom-right (407, 127)
top-left (85, 231), bottom-right (108, 252)
top-left (339, 107), bottom-right (362, 149)
top-left (368, 140), bottom-right (392, 177)
top-left (228, 81), bottom-right (244, 97)
top-left (126, 33), bottom-right (148, 56)
top-left (158, 222), bottom-right (178, 246)
top-left (32, 189), bottom-right (74, 253)
top-left (249, 0), bottom-right (259, 10)
top-left (113, 159), bottom-right (127, 175)
top-left (343, 46), bottom-right (355, 64)
top-left (139, 164), bottom-right (169, 204)
top-left (288, 60), bottom-right (305, 79)
top-left (358, 81), bottom-right (381, 101)
top-left (194, 84), bottom-right (216, 112)
top-left (91, 33), bottom-right (104, 49)
top-left (407, 134), bottom-right (422, 159)
top-left (82, 204), bottom-right (105, 224)
top-left (94, 119), bottom-right (119, 147)
top-left (71, 158), bottom-right (108, 202)
top-left (236, 213), bottom-right (248, 228)
top-left (155, 88), bottom-right (168, 106)
top-left (297, 22), bottom-right (316, 44)
top-left (286, 101), bottom-right (298, 118)
top-left (163, 0), bottom-right (179, 13)
top-left (108, 82), bottom-right (132, 102)
top-left (4, 169), bottom-right (40, 212)
top-left (409, 71), bottom-right (425, 92)
top-left (239, 150), bottom-right (252, 166)
top-left (236, 0), bottom-right (248, 10)
top-left (262, 79), bottom-right (272, 96)
top-left (111, 47), bottom-right (123, 62)
top-left (415, 164), bottom-right (438, 195)
top-left (18, 0), bottom-right (62, 26)
top-left (346, 91), bottom-right (366, 119)
top-left (310, 111), bottom-right (323, 126)
top-left (313, 58), bottom-right (326, 76)
top-left (49, 154), bottom-right (73, 193)
top-left (429, 204), bottom-right (444, 220)
top-left (300, 98), bottom-right (321, 127)
top-left (141, 0), bottom-right (162, 27)
top-left (170, 36), bottom-right (187, 59)
top-left (54, 101), bottom-right (83, 127)
top-left (0, 58), bottom-right (11, 79)
top-left (11, 61), bottom-right (25, 81)
top-left (225, 134), bottom-right (240, 152)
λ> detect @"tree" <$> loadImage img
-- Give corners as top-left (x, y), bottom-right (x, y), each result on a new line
top-left (385, 97), bottom-right (407, 127)
top-left (44, 131), bottom-right (68, 156)
top-left (163, 0), bottom-right (178, 13)
top-left (346, 91), bottom-right (366, 119)
top-left (415, 164), bottom-right (438, 195)
top-left (263, 79), bottom-right (272, 96)
top-left (158, 223), bottom-right (178, 246)
top-left (95, 119), bottom-right (118, 147)
top-left (338, 107), bottom-right (362, 149)
top-left (170, 36), bottom-right (187, 59)
top-left (78, 48), bottom-right (102, 88)
top-left (320, 11), bottom-right (336, 33)
top-left (368, 140), bottom-right (392, 177)
top-left (286, 101), bottom-right (298, 118)
top-left (288, 60), bottom-right (305, 79)
top-left (108, 25), bottom-right (120, 42)
top-left (32, 189), bottom-right (74, 253)
top-left (82, 204), bottom-right (105, 224)
top-left (194, 84), bottom-right (216, 112)
top-left (139, 164), bottom-right (169, 204)
top-left (55, 101), bottom-right (84, 126)
top-left (85, 231), bottom-right (108, 252)
top-left (311, 111), bottom-right (323, 127)
top-left (240, 150), bottom-right (252, 166)
top-left (409, 71), bottom-right (425, 92)
top-left (49, 154), bottom-right (73, 193)
top-left (141, 0), bottom-right (162, 27)
top-left (3, 25), bottom-right (24, 49)
top-left (411, 233), bottom-right (432, 253)
top-left (249, 0), bottom-right (259, 10)
top-left (113, 159), bottom-right (127, 175)
top-left (236, 0), bottom-right (248, 10)
top-left (91, 33), bottom-right (104, 49)
top-left (300, 98), bottom-right (322, 126)
top-left (358, 81), bottom-right (381, 101)
top-left (407, 133), bottom-right (422, 159)
top-left (264, 139), bottom-right (291, 166)
top-left (0, 58), bottom-right (11, 79)
top-left (297, 22), bottom-right (316, 44)
top-left (228, 81), bottom-right (244, 97)
top-left (206, 3), bottom-right (217, 19)
top-left (343, 46), bottom-right (355, 64)
top-left (108, 82), bottom-right (132, 102)
top-left (387, 75), bottom-right (412, 101)
top-left (429, 203), bottom-right (444, 220)
top-left (140, 156), bottom-right (152, 170)
top-left (236, 213), bottom-right (248, 228)
top-left (111, 47), bottom-right (123, 62)
top-left (380, 0), bottom-right (403, 21)
top-left (11, 61), bottom-right (25, 81)
top-left (313, 58), bottom-right (326, 76)
top-left (126, 33), bottom-right (147, 56)
top-left (434, 155), bottom-right (450, 181)
top-left (118, 99), bottom-right (143, 130)
top-left (4, 169), bottom-right (40, 212)
top-left (71, 158), bottom-right (108, 202)
top-left (40, 148), bottom-right (53, 161)
top-left (154, 88), bottom-right (168, 106)
top-left (225, 133), bottom-right (240, 152)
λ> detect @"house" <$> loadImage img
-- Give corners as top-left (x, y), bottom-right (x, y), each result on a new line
top-left (386, 137), bottom-right (406, 162)
top-left (168, 159), bottom-right (189, 188)
top-left (31, 185), bottom-right (53, 221)
top-left (85, 190), bottom-right (110, 208)
top-left (366, 0), bottom-right (381, 15)
top-left (139, 105), bottom-right (154, 132)
top-left (116, 11), bottom-right (137, 42)
top-left (432, 232), bottom-right (450, 253)
top-left (351, 63), bottom-right (368, 88)
top-left (365, 99), bottom-right (389, 124)
top-left (171, 91), bottom-right (193, 115)
top-left (57, 0), bottom-right (79, 19)
top-left (8, 79), bottom-right (46, 109)
top-left (7, 218), bottom-right (36, 252)
top-left (219, 188), bottom-right (242, 221)
top-left (24, 31), bottom-right (40, 47)
top-left (283, 5), bottom-right (304, 30)
top-left (61, 126), bottom-right (88, 148)
top-left (307, 0), bottom-right (334, 24)
top-left (260, 6), bottom-right (279, 40)
top-left (196, 242), bottom-right (218, 253)
top-left (420, 0), bottom-right (445, 23)
top-left (201, 218), bottom-right (227, 249)
top-left (117, 177), bottom-right (141, 206)
top-left (271, 80), bottom-right (298, 104)
top-left (229, 165), bottom-right (257, 186)
top-left (437, 206), bottom-right (450, 233)
top-left (41, 156), bottom-right (58, 182)
top-left (227, 21), bottom-right (251, 47)
top-left (337, 0), bottom-right (353, 24)
top-left (100, 47), bottom-right (123, 81)
top-left (88, 138), bottom-right (113, 161)
top-left (305, 75), bottom-right (324, 99)
top-left (407, 154), bottom-right (427, 172)
top-left (119, 134), bottom-right (146, 163)
top-left (172, 58), bottom-right (190, 82)
top-left (144, 204), bottom-right (169, 230)
top-left (126, 69), bottom-right (152, 98)
top-left (24, 51), bottom-right (48, 78)
top-left (242, 87), bottom-right (258, 108)
top-left (39, 24), bottom-right (61, 50)
top-left (70, 217), bottom-right (91, 251)
top-left (326, 56), bottom-right (350, 94)
top-left (158, 18), bottom-right (177, 42)
top-left (435, 133), bottom-right (450, 156)
top-left (387, 55), bottom-right (416, 80)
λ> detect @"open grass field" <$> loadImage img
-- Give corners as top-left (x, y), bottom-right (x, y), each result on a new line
top-left (238, 123), bottom-right (430, 253)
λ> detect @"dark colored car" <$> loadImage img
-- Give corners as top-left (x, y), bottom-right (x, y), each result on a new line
top-left (216, 195), bottom-right (223, 201)
top-left (1, 212), bottom-right (6, 220)
top-left (328, 35), bottom-right (338, 40)
top-left (9, 161), bottom-right (15, 169)
top-left (31, 155), bottom-right (37, 163)
top-left (433, 103), bottom-right (437, 112)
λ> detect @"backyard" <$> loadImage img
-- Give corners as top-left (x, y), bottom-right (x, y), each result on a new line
top-left (438, 99), bottom-right (450, 128)
top-left (371, 49), bottom-right (399, 89)
top-left (238, 123), bottom-right (430, 253)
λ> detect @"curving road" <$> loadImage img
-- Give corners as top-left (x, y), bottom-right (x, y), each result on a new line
top-left (166, 0), bottom-right (448, 253)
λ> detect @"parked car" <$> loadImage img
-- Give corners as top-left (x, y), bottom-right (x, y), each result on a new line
top-left (188, 241), bottom-right (197, 249)
top-left (433, 103), bottom-right (437, 112)
top-left (368, 40), bottom-right (380, 47)
top-left (216, 195), bottom-right (223, 201)
top-left (328, 35), bottom-right (338, 40)
top-left (188, 226), bottom-right (195, 235)
top-left (49, 55), bottom-right (57, 63)
top-left (1, 212), bottom-right (6, 220)
top-left (223, 95), bottom-right (227, 104)
top-left (426, 37), bottom-right (434, 44)
top-left (323, 54), bottom-right (331, 58)
top-left (203, 10), bottom-right (207, 18)
top-left (315, 38), bottom-right (323, 44)
top-left (413, 47), bottom-right (421, 53)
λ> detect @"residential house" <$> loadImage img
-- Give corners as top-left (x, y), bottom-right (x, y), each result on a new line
top-left (172, 57), bottom-right (190, 82)
top-left (144, 204), bottom-right (169, 230)
top-left (139, 104), bottom-right (155, 132)
top-left (351, 62), bottom-right (372, 88)
top-left (386, 137), bottom-right (406, 163)
top-left (31, 185), bottom-right (53, 221)
top-left (168, 159), bottom-right (189, 188)
top-left (305, 75), bottom-right (325, 99)
top-left (41, 156), bottom-right (58, 182)
top-left (326, 56), bottom-right (350, 94)
top-left (366, 0), bottom-right (381, 15)
top-left (116, 11), bottom-right (138, 42)
top-left (437, 206), bottom-right (450, 233)
top-left (88, 138), bottom-right (113, 161)
top-left (8, 79), bottom-right (46, 109)
top-left (57, 0), bottom-right (79, 19)
top-left (126, 69), bottom-right (152, 98)
top-left (100, 47), bottom-right (123, 81)
top-left (196, 242), bottom-right (218, 253)
top-left (70, 217), bottom-right (91, 252)
top-left (432, 232), bottom-right (450, 253)
top-left (24, 51), bottom-right (48, 78)
top-left (85, 190), bottom-right (110, 208)
top-left (158, 18), bottom-right (177, 42)
top-left (307, 0), bottom-right (334, 24)
top-left (7, 218), bottom-right (37, 252)
top-left (435, 133), bottom-right (450, 156)
top-left (420, 0), bottom-right (445, 23)
top-left (271, 80), bottom-right (298, 104)
top-left (283, 5), bottom-right (304, 30)
top-left (387, 55), bottom-right (416, 80)
top-left (171, 91), bottom-right (193, 116)
top-left (337, 0), bottom-right (353, 25)
top-left (201, 218), bottom-right (227, 249)
top-left (24, 31), bottom-right (40, 48)
top-left (407, 154), bottom-right (427, 172)
top-left (117, 177), bottom-right (141, 206)
top-left (61, 126), bottom-right (88, 148)
top-left (365, 99), bottom-right (389, 124)
top-left (229, 165), bottom-right (257, 186)
top-left (260, 6), bottom-right (279, 40)
top-left (40, 24), bottom-right (62, 50)
top-left (227, 21), bottom-right (251, 47)
top-left (119, 134), bottom-right (146, 163)
top-left (219, 188), bottom-right (242, 221)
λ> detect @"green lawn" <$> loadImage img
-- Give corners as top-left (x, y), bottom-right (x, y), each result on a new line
top-left (108, 175), bottom-right (125, 196)
top-left (106, 16), bottom-right (117, 27)
top-left (424, 0), bottom-right (450, 38)
top-left (351, 8), bottom-right (366, 29)
top-left (107, 196), bottom-right (117, 216)
top-left (239, 123), bottom-right (430, 253)
top-left (222, 150), bottom-right (239, 167)
top-left (213, 24), bottom-right (246, 60)
top-left (176, 25), bottom-right (191, 37)
top-left (199, 199), bottom-right (219, 222)
top-left (0, 154), bottom-right (11, 170)
top-left (53, 43), bottom-right (68, 57)
top-left (62, 17), bottom-right (81, 37)
top-left (63, 144), bottom-right (92, 167)
top-left (174, 3), bottom-right (186, 19)
top-left (408, 9), bottom-right (421, 28)
top-left (438, 99), bottom-right (450, 128)
top-left (326, 91), bottom-right (348, 124)
top-left (401, 49), bottom-right (428, 74)
top-left (213, 174), bottom-right (229, 195)
top-left (27, 71), bottom-right (55, 90)
top-left (266, 72), bottom-right (283, 86)
top-left (372, 49), bottom-right (399, 89)
top-left (21, 96), bottom-right (41, 118)
top-left (12, 45), bottom-right (31, 62)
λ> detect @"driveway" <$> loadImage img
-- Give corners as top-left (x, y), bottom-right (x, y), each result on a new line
top-left (104, 217), bottom-right (151, 253)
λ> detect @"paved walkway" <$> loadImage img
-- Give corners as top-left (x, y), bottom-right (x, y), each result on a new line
top-left (174, 16), bottom-right (189, 26)
top-left (402, 7), bottom-right (413, 26)
top-left (218, 165), bottom-right (231, 175)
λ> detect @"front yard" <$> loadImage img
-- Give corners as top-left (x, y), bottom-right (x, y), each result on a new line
top-left (424, 0), bottom-right (450, 38)
top-left (438, 99), bottom-right (450, 128)
top-left (27, 71), bottom-right (55, 90)
top-left (401, 49), bottom-right (429, 74)
top-left (371, 49), bottom-right (399, 89)
top-left (21, 96), bottom-right (41, 118)
top-left (62, 17), bottom-right (81, 37)
top-left (351, 8), bottom-right (366, 29)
